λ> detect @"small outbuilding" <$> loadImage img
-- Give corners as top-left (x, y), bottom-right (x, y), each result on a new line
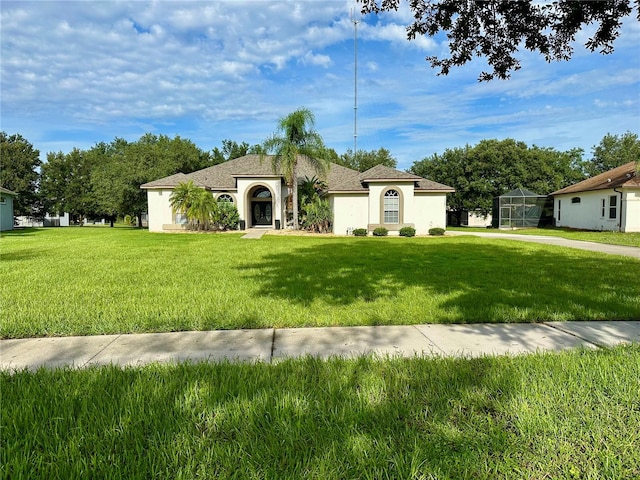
top-left (0, 187), bottom-right (17, 231)
top-left (551, 161), bottom-right (639, 232)
top-left (492, 188), bottom-right (553, 229)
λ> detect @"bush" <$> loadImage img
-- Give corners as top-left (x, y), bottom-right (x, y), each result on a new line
top-left (399, 226), bottom-right (416, 237)
top-left (353, 228), bottom-right (368, 237)
top-left (373, 227), bottom-right (388, 237)
top-left (216, 202), bottom-right (239, 231)
top-left (429, 227), bottom-right (445, 236)
top-left (302, 198), bottom-right (332, 233)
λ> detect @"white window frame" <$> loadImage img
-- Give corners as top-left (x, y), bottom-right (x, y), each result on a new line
top-left (383, 190), bottom-right (400, 224)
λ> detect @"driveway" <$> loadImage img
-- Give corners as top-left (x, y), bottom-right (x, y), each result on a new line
top-left (447, 231), bottom-right (640, 259)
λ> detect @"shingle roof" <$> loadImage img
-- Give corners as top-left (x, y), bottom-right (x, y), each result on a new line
top-left (140, 155), bottom-right (454, 193)
top-left (0, 186), bottom-right (17, 195)
top-left (551, 162), bottom-right (639, 195)
top-left (360, 164), bottom-right (423, 181)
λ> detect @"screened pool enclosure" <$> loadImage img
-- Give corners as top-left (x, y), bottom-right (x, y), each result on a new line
top-left (492, 188), bottom-right (553, 228)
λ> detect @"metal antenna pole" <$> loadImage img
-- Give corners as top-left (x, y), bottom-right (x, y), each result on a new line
top-left (352, 9), bottom-right (360, 159)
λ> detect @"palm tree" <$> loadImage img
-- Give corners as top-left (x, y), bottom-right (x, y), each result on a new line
top-left (188, 188), bottom-right (217, 230)
top-left (170, 181), bottom-right (217, 230)
top-left (262, 108), bottom-right (328, 230)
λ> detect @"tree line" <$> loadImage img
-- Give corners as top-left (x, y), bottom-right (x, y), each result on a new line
top-left (0, 131), bottom-right (399, 225)
top-left (409, 132), bottom-right (639, 222)
top-left (1, 129), bottom-right (637, 225)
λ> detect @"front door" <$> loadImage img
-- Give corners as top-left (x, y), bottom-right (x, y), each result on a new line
top-left (252, 202), bottom-right (272, 226)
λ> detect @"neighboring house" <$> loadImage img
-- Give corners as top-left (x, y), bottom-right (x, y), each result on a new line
top-left (15, 212), bottom-right (71, 227)
top-left (0, 187), bottom-right (17, 231)
top-left (551, 161), bottom-right (640, 232)
top-left (447, 210), bottom-right (492, 228)
top-left (44, 212), bottom-right (70, 227)
top-left (141, 154), bottom-right (454, 235)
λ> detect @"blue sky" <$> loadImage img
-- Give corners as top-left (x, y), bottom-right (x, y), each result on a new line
top-left (1, 1), bottom-right (639, 170)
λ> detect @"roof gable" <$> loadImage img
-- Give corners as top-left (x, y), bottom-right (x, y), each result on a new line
top-left (360, 164), bottom-right (423, 182)
top-left (551, 162), bottom-right (639, 195)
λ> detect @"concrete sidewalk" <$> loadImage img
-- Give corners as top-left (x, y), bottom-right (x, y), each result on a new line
top-left (447, 231), bottom-right (640, 258)
top-left (1, 321), bottom-right (638, 371)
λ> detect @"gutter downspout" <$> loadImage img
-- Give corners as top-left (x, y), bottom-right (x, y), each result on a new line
top-left (613, 187), bottom-right (623, 232)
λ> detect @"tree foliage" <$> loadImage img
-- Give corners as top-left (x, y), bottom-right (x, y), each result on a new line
top-left (585, 131), bottom-right (640, 176)
top-left (359, 0), bottom-right (638, 80)
top-left (211, 140), bottom-right (264, 164)
top-left (90, 134), bottom-right (212, 226)
top-left (410, 138), bottom-right (586, 217)
top-left (0, 132), bottom-right (42, 216)
top-left (334, 148), bottom-right (398, 172)
top-left (40, 149), bottom-right (98, 223)
top-left (262, 108), bottom-right (329, 229)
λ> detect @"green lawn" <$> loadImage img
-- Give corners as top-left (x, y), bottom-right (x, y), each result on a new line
top-left (448, 226), bottom-right (640, 247)
top-left (1, 227), bottom-right (639, 338)
top-left (2, 346), bottom-right (639, 479)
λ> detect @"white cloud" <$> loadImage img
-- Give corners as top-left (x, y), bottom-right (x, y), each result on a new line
top-left (300, 51), bottom-right (333, 68)
top-left (0, 0), bottom-right (638, 169)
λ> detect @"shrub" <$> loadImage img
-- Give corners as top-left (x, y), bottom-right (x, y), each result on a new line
top-left (302, 198), bottom-right (332, 233)
top-left (216, 202), bottom-right (239, 231)
top-left (399, 226), bottom-right (416, 237)
top-left (373, 227), bottom-right (388, 237)
top-left (353, 228), bottom-right (367, 237)
top-left (429, 227), bottom-right (445, 236)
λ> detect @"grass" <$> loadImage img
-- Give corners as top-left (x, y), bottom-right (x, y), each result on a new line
top-left (448, 226), bottom-right (640, 247)
top-left (1, 227), bottom-right (639, 338)
top-left (2, 345), bottom-right (639, 479)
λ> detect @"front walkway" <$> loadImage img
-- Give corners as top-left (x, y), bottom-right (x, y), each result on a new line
top-left (447, 231), bottom-right (640, 258)
top-left (1, 321), bottom-right (638, 371)
top-left (241, 229), bottom-right (268, 239)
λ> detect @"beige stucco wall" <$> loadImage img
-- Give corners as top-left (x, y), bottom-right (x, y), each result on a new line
top-left (413, 193), bottom-right (448, 234)
top-left (331, 193), bottom-right (369, 234)
top-left (553, 189), bottom-right (640, 232)
top-left (146, 189), bottom-right (174, 232)
top-left (367, 182), bottom-right (415, 231)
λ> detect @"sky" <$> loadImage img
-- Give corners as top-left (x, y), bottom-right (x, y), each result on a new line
top-left (1, 1), bottom-right (639, 171)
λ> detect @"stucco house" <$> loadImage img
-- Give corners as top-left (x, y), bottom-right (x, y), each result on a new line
top-left (0, 187), bottom-right (17, 231)
top-left (551, 161), bottom-right (639, 232)
top-left (141, 154), bottom-right (454, 235)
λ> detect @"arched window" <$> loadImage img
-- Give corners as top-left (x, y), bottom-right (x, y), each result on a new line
top-left (571, 197), bottom-right (581, 204)
top-left (253, 187), bottom-right (271, 198)
top-left (217, 194), bottom-right (234, 204)
top-left (383, 189), bottom-right (400, 224)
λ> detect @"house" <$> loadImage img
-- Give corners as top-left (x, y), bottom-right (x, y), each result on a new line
top-left (0, 187), bottom-right (17, 231)
top-left (141, 154), bottom-right (454, 235)
top-left (550, 161), bottom-right (640, 232)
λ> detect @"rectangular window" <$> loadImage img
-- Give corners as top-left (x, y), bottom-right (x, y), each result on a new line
top-left (609, 195), bottom-right (617, 220)
top-left (175, 212), bottom-right (188, 225)
top-left (383, 197), bottom-right (399, 223)
top-left (601, 198), bottom-right (606, 218)
top-left (0, 196), bottom-right (5, 205)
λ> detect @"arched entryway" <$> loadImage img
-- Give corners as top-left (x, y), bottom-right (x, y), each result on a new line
top-left (248, 186), bottom-right (273, 227)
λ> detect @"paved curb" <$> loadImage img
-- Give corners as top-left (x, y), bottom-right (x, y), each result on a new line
top-left (1, 322), bottom-right (638, 371)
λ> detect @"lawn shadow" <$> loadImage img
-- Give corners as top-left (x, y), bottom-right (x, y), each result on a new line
top-left (239, 237), bottom-right (640, 322)
top-left (2, 356), bottom-right (525, 478)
